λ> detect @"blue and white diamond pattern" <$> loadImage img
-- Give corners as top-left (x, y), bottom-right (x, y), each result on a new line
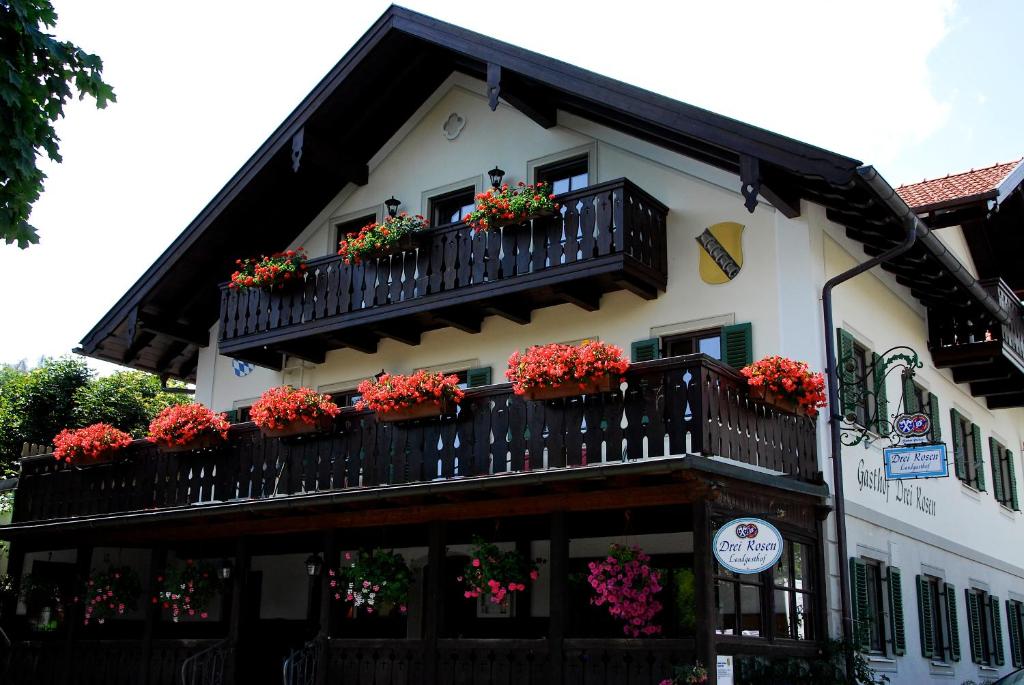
top-left (232, 359), bottom-right (254, 377)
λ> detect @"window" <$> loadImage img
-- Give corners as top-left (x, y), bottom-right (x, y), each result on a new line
top-left (335, 214), bottom-right (376, 249)
top-left (990, 439), bottom-right (1019, 510)
top-left (838, 330), bottom-right (888, 435)
top-left (630, 322), bottom-right (752, 368)
top-left (917, 575), bottom-right (949, 661)
top-left (951, 410), bottom-right (985, 491)
top-left (430, 186), bottom-right (476, 227)
top-left (714, 558), bottom-right (764, 638)
top-left (902, 376), bottom-right (942, 442)
top-left (1008, 599), bottom-right (1024, 668)
top-left (851, 558), bottom-right (906, 656)
top-left (535, 156), bottom-right (589, 195)
top-left (966, 588), bottom-right (1005, 667)
top-left (772, 541), bottom-right (814, 640)
top-left (329, 390), bottom-right (360, 408)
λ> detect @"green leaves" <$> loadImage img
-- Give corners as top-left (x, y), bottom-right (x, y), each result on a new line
top-left (1, 0), bottom-right (116, 248)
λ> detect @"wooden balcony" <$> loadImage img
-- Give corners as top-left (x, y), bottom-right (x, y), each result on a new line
top-left (217, 178), bottom-right (668, 366)
top-left (929, 278), bottom-right (1024, 409)
top-left (11, 356), bottom-right (819, 526)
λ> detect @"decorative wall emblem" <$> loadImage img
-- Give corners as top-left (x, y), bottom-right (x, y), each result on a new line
top-left (696, 221), bottom-right (745, 284)
top-left (232, 359), bottom-right (254, 377)
top-left (442, 112), bottom-right (466, 140)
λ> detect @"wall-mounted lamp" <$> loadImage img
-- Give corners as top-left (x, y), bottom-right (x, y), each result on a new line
top-left (304, 553), bottom-right (324, 578)
top-left (384, 196), bottom-right (401, 218)
top-left (488, 165), bottom-right (505, 189)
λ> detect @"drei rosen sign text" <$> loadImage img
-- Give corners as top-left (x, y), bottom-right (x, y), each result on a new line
top-left (713, 518), bottom-right (784, 574)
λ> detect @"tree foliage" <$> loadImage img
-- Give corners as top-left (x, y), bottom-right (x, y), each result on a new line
top-left (1, 0), bottom-right (116, 248)
top-left (0, 357), bottom-right (188, 475)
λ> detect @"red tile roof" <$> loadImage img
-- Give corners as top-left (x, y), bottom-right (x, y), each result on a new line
top-left (897, 159), bottom-right (1022, 209)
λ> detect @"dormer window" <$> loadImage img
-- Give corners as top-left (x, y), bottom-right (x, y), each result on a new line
top-left (430, 186), bottom-right (476, 226)
top-left (536, 156), bottom-right (589, 195)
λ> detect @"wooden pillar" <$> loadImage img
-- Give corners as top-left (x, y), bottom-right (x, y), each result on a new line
top-left (548, 511), bottom-right (568, 685)
top-left (63, 545), bottom-right (93, 681)
top-left (315, 529), bottom-right (338, 685)
top-left (693, 501), bottom-right (717, 685)
top-left (423, 521), bottom-right (445, 685)
top-left (226, 537), bottom-right (250, 683)
top-left (1, 540), bottom-right (25, 632)
top-left (138, 546), bottom-right (167, 685)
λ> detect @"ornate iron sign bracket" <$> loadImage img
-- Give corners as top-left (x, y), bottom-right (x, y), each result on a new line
top-left (839, 345), bottom-right (923, 448)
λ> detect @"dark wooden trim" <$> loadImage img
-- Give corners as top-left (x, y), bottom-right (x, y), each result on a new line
top-left (318, 529), bottom-right (338, 646)
top-left (423, 521), bottom-right (445, 684)
top-left (432, 308), bottom-right (483, 334)
top-left (372, 324), bottom-right (421, 347)
top-left (547, 511), bottom-right (568, 685)
top-left (693, 501), bottom-right (716, 685)
top-left (138, 546), bottom-right (167, 685)
top-left (139, 319), bottom-right (210, 347)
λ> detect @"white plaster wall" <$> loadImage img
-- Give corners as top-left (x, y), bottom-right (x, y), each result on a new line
top-left (931, 225), bottom-right (979, 279)
top-left (252, 553), bottom-right (311, 620)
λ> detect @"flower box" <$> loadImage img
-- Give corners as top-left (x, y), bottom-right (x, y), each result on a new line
top-left (158, 433), bottom-right (224, 454)
top-left (376, 401), bottom-right (446, 423)
top-left (490, 208), bottom-right (557, 229)
top-left (338, 214), bottom-right (428, 264)
top-left (750, 386), bottom-right (806, 416)
top-left (259, 415), bottom-right (335, 438)
top-left (741, 356), bottom-right (826, 418)
top-left (53, 423), bottom-right (133, 466)
top-left (522, 374), bottom-right (615, 401)
top-left (229, 248), bottom-right (307, 291)
top-left (465, 182), bottom-right (559, 231)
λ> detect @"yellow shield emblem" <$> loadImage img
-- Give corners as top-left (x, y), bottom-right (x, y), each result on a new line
top-left (696, 222), bottom-right (745, 284)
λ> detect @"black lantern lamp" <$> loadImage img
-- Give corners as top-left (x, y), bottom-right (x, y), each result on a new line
top-left (488, 165), bottom-right (505, 189)
top-left (305, 553), bottom-right (324, 578)
top-left (373, 368), bottom-right (386, 381)
top-left (217, 559), bottom-right (234, 581)
top-left (384, 196), bottom-right (401, 218)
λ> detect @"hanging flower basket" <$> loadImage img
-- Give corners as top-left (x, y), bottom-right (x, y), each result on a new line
top-left (522, 374), bottom-right (616, 401)
top-left (464, 181), bottom-right (559, 231)
top-left (338, 213), bottom-right (428, 264)
top-left (156, 559), bottom-right (222, 622)
top-left (249, 386), bottom-right (340, 437)
top-left (80, 566), bottom-right (141, 626)
top-left (147, 404), bottom-right (230, 453)
top-left (507, 340), bottom-right (629, 400)
top-left (356, 371), bottom-right (464, 423)
top-left (459, 536), bottom-right (541, 608)
top-left (330, 549), bottom-right (412, 617)
top-left (52, 423), bottom-right (133, 466)
top-left (587, 544), bottom-right (664, 638)
top-left (741, 356), bottom-right (826, 418)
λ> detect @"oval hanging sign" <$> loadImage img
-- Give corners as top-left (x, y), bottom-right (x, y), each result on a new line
top-left (713, 518), bottom-right (784, 574)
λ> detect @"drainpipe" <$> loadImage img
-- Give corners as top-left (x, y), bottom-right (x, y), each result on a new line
top-left (822, 166), bottom-right (917, 674)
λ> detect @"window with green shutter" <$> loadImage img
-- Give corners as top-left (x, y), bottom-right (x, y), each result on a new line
top-left (951, 411), bottom-right (985, 490)
top-left (630, 338), bottom-right (661, 363)
top-left (850, 557), bottom-right (888, 654)
top-left (927, 392), bottom-right (942, 442)
top-left (887, 567), bottom-right (906, 655)
top-left (902, 373), bottom-right (918, 413)
top-left (966, 587), bottom-right (1001, 666)
top-left (917, 575), bottom-right (943, 660)
top-left (465, 367), bottom-right (492, 388)
top-left (1008, 599), bottom-right (1024, 668)
top-left (972, 423), bottom-right (986, 492)
top-left (991, 595), bottom-right (1006, 666)
top-left (967, 589), bottom-right (984, 664)
top-left (721, 322), bottom-right (752, 368)
top-left (990, 438), bottom-right (1018, 510)
top-left (873, 352), bottom-right (889, 436)
top-left (946, 582), bottom-right (962, 662)
top-left (850, 558), bottom-right (871, 649)
top-left (838, 329), bottom-right (858, 421)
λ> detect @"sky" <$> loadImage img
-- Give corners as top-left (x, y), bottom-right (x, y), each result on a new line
top-left (1, 0), bottom-right (1022, 373)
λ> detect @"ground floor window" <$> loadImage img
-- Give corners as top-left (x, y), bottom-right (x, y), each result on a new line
top-left (966, 587), bottom-right (1005, 667)
top-left (1008, 598), bottom-right (1024, 668)
top-left (851, 557), bottom-right (907, 656)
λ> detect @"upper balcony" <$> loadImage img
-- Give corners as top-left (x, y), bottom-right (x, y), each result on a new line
top-left (928, 277), bottom-right (1024, 409)
top-left (217, 178), bottom-right (668, 365)
top-left (10, 355), bottom-right (819, 528)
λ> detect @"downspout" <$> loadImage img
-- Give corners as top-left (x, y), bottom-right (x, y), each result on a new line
top-left (822, 166), bottom-right (917, 668)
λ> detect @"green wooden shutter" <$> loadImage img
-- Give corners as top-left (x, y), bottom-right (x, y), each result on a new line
top-left (951, 409), bottom-right (966, 480)
top-left (850, 557), bottom-right (870, 649)
top-left (630, 338), bottom-right (661, 363)
top-left (1010, 601), bottom-right (1024, 668)
top-left (928, 393), bottom-right (942, 442)
top-left (990, 438), bottom-right (1005, 504)
top-left (917, 575), bottom-right (935, 658)
top-left (721, 322), bottom-right (753, 368)
top-left (902, 374), bottom-right (918, 413)
top-left (992, 595), bottom-right (1006, 666)
top-left (946, 582), bottom-right (962, 662)
top-left (1009, 450), bottom-right (1020, 511)
top-left (888, 567), bottom-right (907, 656)
top-left (966, 589), bottom-right (984, 664)
top-left (838, 329), bottom-right (857, 420)
top-left (873, 352), bottom-right (889, 436)
top-left (973, 424), bottom-right (986, 491)
top-left (466, 367), bottom-right (492, 388)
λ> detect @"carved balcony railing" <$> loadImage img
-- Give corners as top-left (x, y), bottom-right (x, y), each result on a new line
top-left (928, 277), bottom-right (1024, 409)
top-left (217, 178), bottom-right (668, 365)
top-left (12, 356), bottom-right (819, 525)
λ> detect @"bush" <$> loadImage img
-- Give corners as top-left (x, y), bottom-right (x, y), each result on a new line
top-left (74, 371), bottom-right (187, 438)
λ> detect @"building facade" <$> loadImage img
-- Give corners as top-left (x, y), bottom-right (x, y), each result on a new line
top-left (2, 8), bottom-right (1022, 685)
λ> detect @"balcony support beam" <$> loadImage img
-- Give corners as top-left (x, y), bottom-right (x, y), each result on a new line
top-left (335, 332), bottom-right (379, 355)
top-left (433, 308), bottom-right (483, 334)
top-left (281, 340), bottom-right (327, 365)
top-left (484, 301), bottom-right (531, 326)
top-left (971, 377), bottom-right (1024, 397)
top-left (559, 286), bottom-right (601, 312)
top-left (372, 325), bottom-right (421, 347)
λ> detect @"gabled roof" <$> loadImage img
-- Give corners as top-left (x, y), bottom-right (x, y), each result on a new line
top-left (897, 159), bottom-right (1024, 211)
top-left (76, 5), bottom-right (1000, 379)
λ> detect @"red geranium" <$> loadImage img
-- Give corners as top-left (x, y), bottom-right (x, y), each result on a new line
top-left (337, 213), bottom-right (428, 264)
top-left (147, 404), bottom-right (230, 448)
top-left (355, 370), bottom-right (464, 414)
top-left (53, 423), bottom-right (133, 464)
top-left (459, 536), bottom-right (541, 607)
top-left (506, 340), bottom-right (629, 395)
top-left (249, 385), bottom-right (341, 431)
top-left (740, 355), bottom-right (827, 417)
top-left (229, 248), bottom-right (307, 291)
top-left (464, 181), bottom-right (558, 231)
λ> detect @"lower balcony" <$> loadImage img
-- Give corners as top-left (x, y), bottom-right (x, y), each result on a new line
top-left (929, 277), bottom-right (1024, 409)
top-left (217, 178), bottom-right (668, 366)
top-left (11, 355), bottom-right (819, 526)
